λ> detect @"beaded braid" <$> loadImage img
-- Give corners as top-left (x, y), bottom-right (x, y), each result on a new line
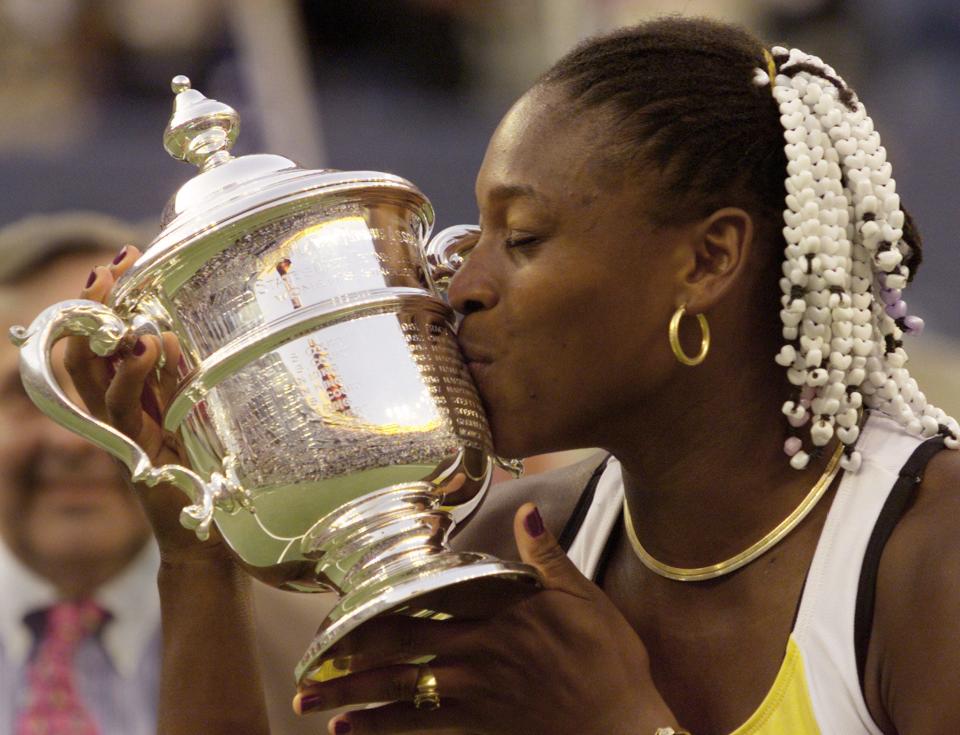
top-left (755, 46), bottom-right (959, 470)
top-left (540, 17), bottom-right (958, 471)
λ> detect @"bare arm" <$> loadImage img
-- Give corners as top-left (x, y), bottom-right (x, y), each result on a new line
top-left (867, 448), bottom-right (960, 734)
top-left (157, 557), bottom-right (269, 735)
top-left (63, 247), bottom-right (271, 735)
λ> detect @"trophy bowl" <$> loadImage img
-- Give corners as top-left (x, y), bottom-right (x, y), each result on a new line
top-left (9, 77), bottom-right (539, 684)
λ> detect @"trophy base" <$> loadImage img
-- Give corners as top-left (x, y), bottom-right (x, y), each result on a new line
top-left (294, 552), bottom-right (540, 684)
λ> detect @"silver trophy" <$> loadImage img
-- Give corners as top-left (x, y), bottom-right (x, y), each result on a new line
top-left (9, 77), bottom-right (539, 684)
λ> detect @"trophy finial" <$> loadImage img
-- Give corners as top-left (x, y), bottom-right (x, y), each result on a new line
top-left (171, 75), bottom-right (192, 94)
top-left (163, 74), bottom-right (240, 172)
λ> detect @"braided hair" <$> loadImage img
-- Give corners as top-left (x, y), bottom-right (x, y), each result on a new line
top-left (539, 16), bottom-right (958, 470)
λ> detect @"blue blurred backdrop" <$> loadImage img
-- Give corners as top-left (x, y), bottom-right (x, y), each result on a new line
top-left (0, 0), bottom-right (955, 337)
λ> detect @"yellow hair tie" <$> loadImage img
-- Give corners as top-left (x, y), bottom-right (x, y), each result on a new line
top-left (763, 48), bottom-right (778, 90)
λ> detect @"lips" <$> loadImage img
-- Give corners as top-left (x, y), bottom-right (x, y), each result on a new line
top-left (456, 324), bottom-right (494, 362)
top-left (32, 463), bottom-right (127, 496)
top-left (458, 340), bottom-right (493, 374)
top-left (40, 483), bottom-right (115, 504)
top-left (456, 338), bottom-right (493, 392)
top-left (461, 349), bottom-right (493, 365)
top-left (34, 464), bottom-right (124, 488)
top-left (38, 476), bottom-right (124, 491)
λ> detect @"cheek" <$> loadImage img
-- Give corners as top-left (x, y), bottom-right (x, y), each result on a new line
top-left (483, 295), bottom-right (612, 452)
top-left (505, 296), bottom-right (673, 440)
top-left (0, 408), bottom-right (41, 471)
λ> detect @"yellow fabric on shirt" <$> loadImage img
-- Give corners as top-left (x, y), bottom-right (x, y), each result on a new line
top-left (730, 636), bottom-right (820, 735)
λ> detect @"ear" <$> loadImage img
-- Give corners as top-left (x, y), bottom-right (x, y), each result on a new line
top-left (676, 207), bottom-right (755, 312)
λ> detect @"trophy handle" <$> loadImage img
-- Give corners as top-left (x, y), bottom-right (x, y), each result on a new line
top-left (424, 224), bottom-right (480, 296)
top-left (493, 456), bottom-right (524, 479)
top-left (8, 299), bottom-right (248, 541)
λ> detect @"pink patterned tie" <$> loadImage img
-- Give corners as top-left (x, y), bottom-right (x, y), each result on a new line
top-left (16, 600), bottom-right (105, 735)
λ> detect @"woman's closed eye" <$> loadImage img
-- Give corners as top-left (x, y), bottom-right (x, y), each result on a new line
top-left (505, 232), bottom-right (543, 248)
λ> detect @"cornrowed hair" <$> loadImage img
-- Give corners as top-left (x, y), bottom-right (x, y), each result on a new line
top-left (539, 16), bottom-right (958, 468)
top-left (539, 17), bottom-right (788, 236)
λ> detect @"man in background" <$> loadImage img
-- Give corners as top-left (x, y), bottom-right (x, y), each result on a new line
top-left (0, 212), bottom-right (160, 734)
top-left (0, 212), bottom-right (336, 734)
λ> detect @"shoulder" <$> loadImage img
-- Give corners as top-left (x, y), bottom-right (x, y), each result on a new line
top-left (870, 445), bottom-right (960, 733)
top-left (450, 451), bottom-right (609, 560)
top-left (876, 444), bottom-right (960, 608)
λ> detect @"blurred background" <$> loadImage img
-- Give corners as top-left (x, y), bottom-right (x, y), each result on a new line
top-left (0, 0), bottom-right (957, 414)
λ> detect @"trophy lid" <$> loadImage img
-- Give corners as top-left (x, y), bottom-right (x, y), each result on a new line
top-left (157, 74), bottom-right (322, 229)
top-left (111, 76), bottom-right (434, 305)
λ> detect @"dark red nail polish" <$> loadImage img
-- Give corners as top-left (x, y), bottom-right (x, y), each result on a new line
top-left (112, 246), bottom-right (128, 265)
top-left (334, 720), bottom-right (351, 734)
top-left (297, 692), bottom-right (324, 714)
top-left (85, 269), bottom-right (97, 289)
top-left (524, 507), bottom-right (545, 538)
top-left (132, 339), bottom-right (146, 357)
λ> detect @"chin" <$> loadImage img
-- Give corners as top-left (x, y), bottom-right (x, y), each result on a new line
top-left (488, 416), bottom-right (551, 461)
top-left (487, 401), bottom-right (596, 463)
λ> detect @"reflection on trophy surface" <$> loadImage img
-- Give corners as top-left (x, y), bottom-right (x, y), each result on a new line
top-left (9, 76), bottom-right (539, 684)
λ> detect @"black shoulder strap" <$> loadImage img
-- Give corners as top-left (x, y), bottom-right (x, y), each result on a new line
top-left (854, 435), bottom-right (946, 687)
top-left (558, 456), bottom-right (611, 552)
top-left (592, 518), bottom-right (623, 586)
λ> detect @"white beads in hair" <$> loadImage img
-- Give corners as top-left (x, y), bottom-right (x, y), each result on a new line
top-left (757, 46), bottom-right (959, 468)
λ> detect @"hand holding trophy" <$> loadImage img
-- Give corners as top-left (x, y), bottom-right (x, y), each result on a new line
top-left (9, 76), bottom-right (539, 685)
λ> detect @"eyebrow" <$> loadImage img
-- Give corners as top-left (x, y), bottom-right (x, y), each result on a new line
top-left (484, 183), bottom-right (543, 203)
top-left (478, 184), bottom-right (544, 218)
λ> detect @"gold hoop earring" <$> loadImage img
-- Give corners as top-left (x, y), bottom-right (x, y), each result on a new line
top-left (669, 305), bottom-right (710, 366)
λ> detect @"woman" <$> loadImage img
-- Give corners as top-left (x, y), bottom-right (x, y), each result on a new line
top-left (65, 16), bottom-right (959, 735)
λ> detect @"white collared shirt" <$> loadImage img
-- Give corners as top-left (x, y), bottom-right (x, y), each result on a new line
top-left (0, 539), bottom-right (161, 734)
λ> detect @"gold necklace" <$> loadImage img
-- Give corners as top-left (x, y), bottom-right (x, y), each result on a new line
top-left (622, 442), bottom-right (844, 582)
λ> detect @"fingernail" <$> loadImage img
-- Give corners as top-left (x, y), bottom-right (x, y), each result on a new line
top-left (334, 720), bottom-right (351, 734)
top-left (112, 246), bottom-right (128, 265)
top-left (296, 692), bottom-right (324, 714)
top-left (523, 507), bottom-right (545, 538)
top-left (85, 269), bottom-right (97, 289)
top-left (132, 339), bottom-right (146, 357)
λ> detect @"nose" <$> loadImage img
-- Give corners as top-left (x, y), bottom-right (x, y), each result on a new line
top-left (447, 240), bottom-right (499, 317)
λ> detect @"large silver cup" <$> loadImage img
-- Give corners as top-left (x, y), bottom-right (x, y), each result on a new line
top-left (9, 77), bottom-right (538, 684)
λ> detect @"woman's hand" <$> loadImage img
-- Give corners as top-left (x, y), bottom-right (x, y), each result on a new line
top-left (294, 502), bottom-right (680, 735)
top-left (63, 245), bottom-right (228, 563)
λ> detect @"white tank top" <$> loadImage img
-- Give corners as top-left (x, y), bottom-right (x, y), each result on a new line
top-left (562, 412), bottom-right (943, 734)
